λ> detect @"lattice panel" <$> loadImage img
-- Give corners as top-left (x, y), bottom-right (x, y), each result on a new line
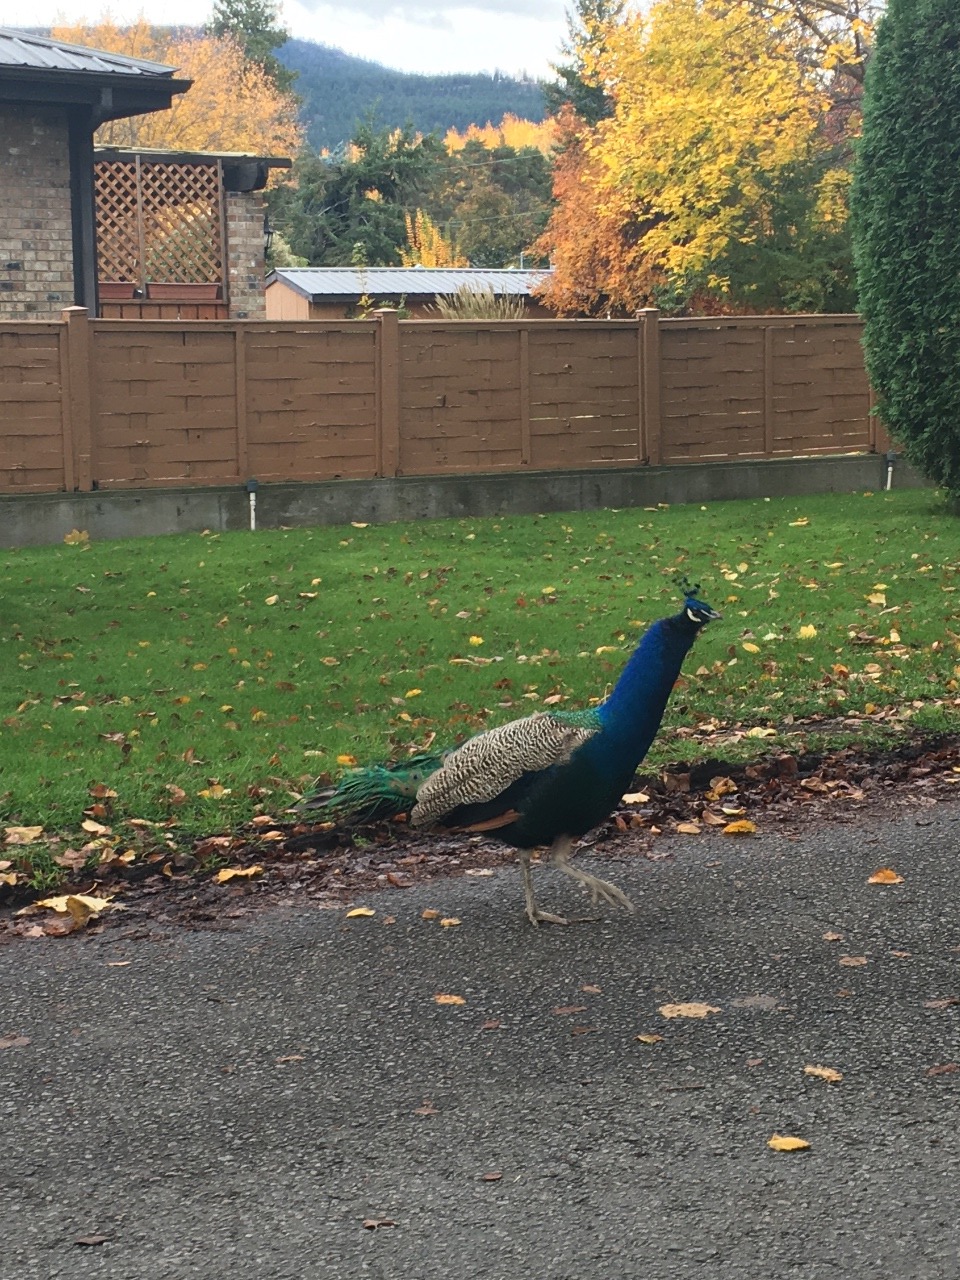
top-left (95, 159), bottom-right (224, 289)
top-left (95, 162), bottom-right (141, 282)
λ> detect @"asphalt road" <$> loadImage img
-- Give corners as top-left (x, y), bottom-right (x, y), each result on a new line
top-left (3, 799), bottom-right (960, 1280)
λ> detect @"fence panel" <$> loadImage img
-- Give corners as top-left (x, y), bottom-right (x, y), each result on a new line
top-left (92, 324), bottom-right (239, 487)
top-left (0, 326), bottom-right (66, 491)
top-left (244, 322), bottom-right (379, 481)
top-left (527, 322), bottom-right (641, 468)
top-left (398, 324), bottom-right (525, 474)
top-left (659, 322), bottom-right (767, 462)
top-left (770, 321), bottom-right (872, 455)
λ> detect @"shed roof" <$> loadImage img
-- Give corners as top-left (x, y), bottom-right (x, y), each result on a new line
top-left (0, 28), bottom-right (176, 77)
top-left (269, 267), bottom-right (552, 300)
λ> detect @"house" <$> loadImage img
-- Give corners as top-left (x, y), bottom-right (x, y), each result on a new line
top-left (0, 28), bottom-right (291, 320)
top-left (0, 27), bottom-right (189, 317)
top-left (265, 266), bottom-right (555, 320)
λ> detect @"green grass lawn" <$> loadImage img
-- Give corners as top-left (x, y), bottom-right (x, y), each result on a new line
top-left (2, 486), bottom-right (959, 884)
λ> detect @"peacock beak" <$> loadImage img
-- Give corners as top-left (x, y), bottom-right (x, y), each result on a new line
top-left (706, 607), bottom-right (723, 621)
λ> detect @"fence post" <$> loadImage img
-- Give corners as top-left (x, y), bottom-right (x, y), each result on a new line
top-left (61, 306), bottom-right (94, 492)
top-left (637, 308), bottom-right (661, 465)
top-left (374, 308), bottom-right (401, 477)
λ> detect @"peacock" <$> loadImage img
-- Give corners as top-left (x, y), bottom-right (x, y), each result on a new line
top-left (300, 587), bottom-right (721, 925)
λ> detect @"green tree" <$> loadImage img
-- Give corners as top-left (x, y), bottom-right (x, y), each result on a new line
top-left (440, 139), bottom-right (552, 267)
top-left (852, 0), bottom-right (960, 499)
top-left (544, 0), bottom-right (626, 125)
top-left (275, 121), bottom-right (445, 266)
top-left (209, 0), bottom-right (296, 93)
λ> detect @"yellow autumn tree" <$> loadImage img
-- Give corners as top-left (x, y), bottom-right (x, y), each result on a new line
top-left (400, 210), bottom-right (468, 267)
top-left (539, 0), bottom-right (852, 314)
top-left (444, 114), bottom-right (557, 156)
top-left (52, 19), bottom-right (302, 156)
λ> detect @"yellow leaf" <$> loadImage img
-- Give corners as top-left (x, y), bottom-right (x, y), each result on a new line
top-left (804, 1064), bottom-right (843, 1083)
top-left (676, 822), bottom-right (702, 835)
top-left (434, 993), bottom-right (466, 1005)
top-left (788, 517), bottom-right (809, 527)
top-left (265, 595), bottom-right (280, 605)
top-left (768, 1134), bottom-right (810, 1152)
top-left (541, 585), bottom-right (556, 595)
top-left (63, 528), bottom-right (90, 544)
top-left (622, 791), bottom-right (651, 804)
top-left (658, 1002), bottom-right (721, 1019)
top-left (337, 753), bottom-right (358, 767)
top-left (867, 867), bottom-right (903, 884)
top-left (867, 592), bottom-right (886, 606)
top-left (350, 522), bottom-right (369, 528)
top-left (214, 865), bottom-right (263, 883)
top-left (0, 871), bottom-right (17, 886)
top-left (742, 642), bottom-right (760, 653)
top-left (746, 726), bottom-right (776, 738)
top-left (80, 818), bottom-right (111, 836)
top-left (839, 955), bottom-right (867, 966)
top-left (798, 624), bottom-right (818, 639)
top-left (440, 917), bottom-right (461, 927)
top-left (4, 825), bottom-right (44, 845)
top-left (635, 1033), bottom-right (663, 1044)
top-left (320, 657), bottom-right (340, 666)
top-left (198, 785), bottom-right (231, 799)
top-left (468, 635), bottom-right (484, 647)
top-left (33, 892), bottom-right (120, 917)
top-left (421, 909), bottom-right (440, 920)
top-left (722, 820), bottom-right (757, 835)
top-left (345, 906), bottom-right (376, 918)
top-left (405, 688), bottom-right (422, 698)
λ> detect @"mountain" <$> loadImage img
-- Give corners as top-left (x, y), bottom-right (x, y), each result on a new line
top-left (277, 38), bottom-right (548, 152)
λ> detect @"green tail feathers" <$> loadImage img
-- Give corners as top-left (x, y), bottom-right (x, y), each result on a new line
top-left (299, 752), bottom-right (445, 825)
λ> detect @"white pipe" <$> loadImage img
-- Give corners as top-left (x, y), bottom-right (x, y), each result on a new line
top-left (249, 490), bottom-right (257, 531)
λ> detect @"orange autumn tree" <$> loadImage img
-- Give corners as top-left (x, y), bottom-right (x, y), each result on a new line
top-left (537, 0), bottom-right (853, 315)
top-left (444, 114), bottom-right (558, 156)
top-left (52, 19), bottom-right (302, 156)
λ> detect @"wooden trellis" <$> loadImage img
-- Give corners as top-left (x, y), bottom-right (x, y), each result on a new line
top-left (94, 157), bottom-right (226, 293)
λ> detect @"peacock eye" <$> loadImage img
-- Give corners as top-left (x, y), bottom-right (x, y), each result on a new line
top-left (686, 607), bottom-right (699, 622)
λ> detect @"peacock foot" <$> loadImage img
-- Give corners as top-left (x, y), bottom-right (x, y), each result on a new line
top-left (525, 905), bottom-right (572, 927)
top-left (576, 871), bottom-right (636, 914)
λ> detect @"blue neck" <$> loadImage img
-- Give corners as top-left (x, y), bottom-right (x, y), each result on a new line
top-left (595, 614), bottom-right (697, 763)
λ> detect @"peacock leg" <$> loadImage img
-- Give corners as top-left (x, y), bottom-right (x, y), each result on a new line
top-left (519, 848), bottom-right (570, 927)
top-left (551, 836), bottom-right (636, 915)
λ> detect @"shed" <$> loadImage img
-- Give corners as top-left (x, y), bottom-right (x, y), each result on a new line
top-left (0, 27), bottom-right (189, 317)
top-left (265, 266), bottom-right (555, 320)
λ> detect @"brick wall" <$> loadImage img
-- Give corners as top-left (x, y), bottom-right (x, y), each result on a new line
top-left (225, 189), bottom-right (266, 319)
top-left (0, 105), bottom-right (75, 318)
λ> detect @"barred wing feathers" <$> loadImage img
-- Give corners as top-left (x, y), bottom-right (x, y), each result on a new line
top-left (411, 709), bottom-right (600, 828)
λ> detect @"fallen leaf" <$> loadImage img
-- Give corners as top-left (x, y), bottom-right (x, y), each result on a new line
top-left (63, 528), bottom-right (90, 545)
top-left (767, 1134), bottom-right (810, 1152)
top-left (0, 1034), bottom-right (30, 1049)
top-left (413, 1101), bottom-right (439, 1116)
top-left (923, 997), bottom-right (960, 1010)
top-left (336, 754), bottom-right (358, 767)
top-left (345, 906), bottom-right (375, 918)
top-left (571, 1025), bottom-right (597, 1036)
top-left (434, 993), bottom-right (466, 1006)
top-left (822, 931), bottom-right (844, 942)
top-left (635, 1033), bottom-right (663, 1044)
top-left (439, 917), bottom-right (461, 927)
top-left (676, 821), bottom-right (702, 835)
top-left (74, 1234), bottom-right (109, 1246)
top-left (276, 1054), bottom-right (305, 1064)
top-left (746, 1057), bottom-right (764, 1067)
top-left (839, 955), bottom-right (868, 967)
top-left (581, 984), bottom-right (602, 994)
top-left (215, 865), bottom-right (263, 884)
top-left (265, 594), bottom-right (279, 605)
top-left (746, 726), bottom-right (776, 738)
top-left (804, 1064), bottom-right (843, 1083)
top-left (30, 893), bottom-right (120, 920)
top-left (480, 1019), bottom-right (501, 1031)
top-left (421, 909), bottom-right (440, 920)
top-left (798, 624), bottom-right (818, 639)
top-left (926, 1063), bottom-right (958, 1077)
top-left (742, 642), bottom-right (760, 654)
top-left (722, 820), bottom-right (757, 836)
top-left (362, 1218), bottom-right (396, 1230)
top-left (621, 790), bottom-right (651, 805)
top-left (658, 1002), bottom-right (721, 1019)
top-left (80, 818), bottom-right (111, 836)
top-left (480, 1172), bottom-right (503, 1182)
top-left (552, 1005), bottom-right (588, 1016)
top-left (867, 867), bottom-right (904, 884)
top-left (4, 825), bottom-right (44, 845)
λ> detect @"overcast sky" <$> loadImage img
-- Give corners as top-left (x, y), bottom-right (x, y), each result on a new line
top-left (13, 0), bottom-right (570, 78)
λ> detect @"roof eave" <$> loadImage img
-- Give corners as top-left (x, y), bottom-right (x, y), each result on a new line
top-left (0, 67), bottom-right (191, 119)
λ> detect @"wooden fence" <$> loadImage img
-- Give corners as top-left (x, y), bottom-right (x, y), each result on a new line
top-left (0, 308), bottom-right (885, 495)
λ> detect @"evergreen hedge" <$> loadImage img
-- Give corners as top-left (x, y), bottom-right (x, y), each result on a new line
top-left (852, 0), bottom-right (960, 497)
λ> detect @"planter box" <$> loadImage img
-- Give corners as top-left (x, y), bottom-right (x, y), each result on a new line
top-left (146, 282), bottom-right (222, 300)
top-left (99, 281), bottom-right (138, 300)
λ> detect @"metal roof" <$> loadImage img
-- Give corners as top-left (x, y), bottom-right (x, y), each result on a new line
top-left (270, 267), bottom-right (552, 299)
top-left (0, 28), bottom-right (177, 77)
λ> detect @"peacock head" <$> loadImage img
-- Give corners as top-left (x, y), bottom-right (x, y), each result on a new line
top-left (674, 575), bottom-right (722, 628)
